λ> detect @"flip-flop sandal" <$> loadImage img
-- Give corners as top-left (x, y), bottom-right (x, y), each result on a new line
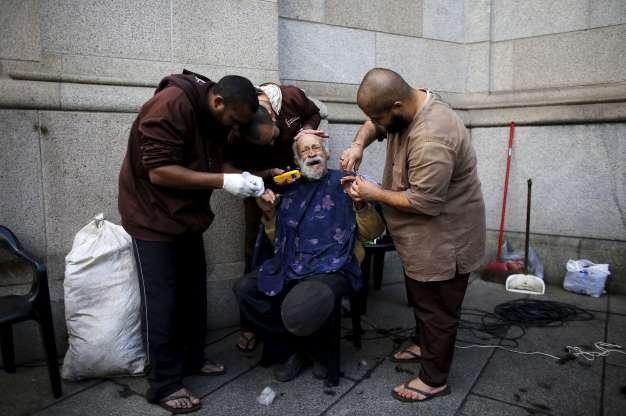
top-left (236, 332), bottom-right (258, 352)
top-left (391, 383), bottom-right (451, 403)
top-left (158, 392), bottom-right (202, 414)
top-left (389, 348), bottom-right (421, 363)
top-left (198, 360), bottom-right (226, 376)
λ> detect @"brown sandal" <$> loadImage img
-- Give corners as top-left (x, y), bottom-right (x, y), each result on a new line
top-left (158, 391), bottom-right (202, 414)
top-left (236, 332), bottom-right (258, 352)
top-left (390, 348), bottom-right (421, 363)
top-left (391, 383), bottom-right (451, 403)
top-left (199, 359), bottom-right (225, 376)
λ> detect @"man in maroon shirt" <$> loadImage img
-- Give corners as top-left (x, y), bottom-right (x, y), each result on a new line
top-left (223, 83), bottom-right (325, 353)
top-left (118, 71), bottom-right (263, 413)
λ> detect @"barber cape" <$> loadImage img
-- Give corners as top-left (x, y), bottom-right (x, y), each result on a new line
top-left (257, 169), bottom-right (361, 296)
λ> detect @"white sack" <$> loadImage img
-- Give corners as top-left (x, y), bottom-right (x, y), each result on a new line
top-left (62, 214), bottom-right (145, 380)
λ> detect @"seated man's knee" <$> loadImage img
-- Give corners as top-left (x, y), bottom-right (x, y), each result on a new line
top-left (233, 272), bottom-right (258, 300)
top-left (281, 280), bottom-right (336, 337)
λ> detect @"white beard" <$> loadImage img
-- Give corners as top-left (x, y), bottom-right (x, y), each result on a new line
top-left (298, 155), bottom-right (328, 180)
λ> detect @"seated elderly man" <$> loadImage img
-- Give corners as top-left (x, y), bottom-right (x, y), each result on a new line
top-left (233, 132), bottom-right (384, 382)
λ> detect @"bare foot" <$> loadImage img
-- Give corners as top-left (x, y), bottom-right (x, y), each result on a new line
top-left (393, 377), bottom-right (447, 401)
top-left (393, 343), bottom-right (422, 361)
top-left (161, 388), bottom-right (200, 410)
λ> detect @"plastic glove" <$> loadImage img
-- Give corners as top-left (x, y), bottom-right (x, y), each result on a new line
top-left (223, 172), bottom-right (265, 197)
top-left (241, 171), bottom-right (265, 197)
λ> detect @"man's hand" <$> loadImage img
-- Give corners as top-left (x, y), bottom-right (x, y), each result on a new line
top-left (256, 189), bottom-right (280, 216)
top-left (222, 172), bottom-right (265, 197)
top-left (295, 129), bottom-right (328, 140)
top-left (348, 176), bottom-right (382, 202)
top-left (339, 143), bottom-right (364, 172)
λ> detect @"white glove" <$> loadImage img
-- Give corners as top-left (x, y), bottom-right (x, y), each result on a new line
top-left (222, 172), bottom-right (265, 197)
top-left (241, 171), bottom-right (265, 197)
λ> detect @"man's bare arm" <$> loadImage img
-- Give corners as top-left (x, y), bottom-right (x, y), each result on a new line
top-left (148, 165), bottom-right (224, 189)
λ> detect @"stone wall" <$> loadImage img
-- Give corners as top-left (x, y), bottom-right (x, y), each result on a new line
top-left (1, 1), bottom-right (625, 364)
top-left (278, 0), bottom-right (626, 293)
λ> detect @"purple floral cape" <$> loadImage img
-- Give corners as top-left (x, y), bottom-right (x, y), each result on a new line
top-left (257, 169), bottom-right (361, 296)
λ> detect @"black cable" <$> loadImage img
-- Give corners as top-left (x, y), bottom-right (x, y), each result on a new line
top-left (342, 299), bottom-right (595, 349)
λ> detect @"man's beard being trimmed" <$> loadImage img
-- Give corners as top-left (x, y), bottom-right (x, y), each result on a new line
top-left (298, 155), bottom-right (328, 180)
top-left (384, 114), bottom-right (411, 134)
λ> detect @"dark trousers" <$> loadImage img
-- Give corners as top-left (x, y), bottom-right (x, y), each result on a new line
top-left (234, 271), bottom-right (349, 364)
top-left (132, 235), bottom-right (208, 402)
top-left (405, 272), bottom-right (469, 387)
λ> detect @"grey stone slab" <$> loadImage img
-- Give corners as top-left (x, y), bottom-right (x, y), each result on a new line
top-left (459, 393), bottom-right (541, 416)
top-left (34, 380), bottom-right (169, 416)
top-left (492, 0), bottom-right (588, 41)
top-left (0, 110), bottom-right (46, 258)
top-left (206, 274), bottom-right (244, 329)
top-left (60, 83), bottom-right (152, 113)
top-left (41, 0), bottom-right (171, 61)
top-left (204, 191), bottom-right (246, 265)
top-left (376, 33), bottom-right (466, 93)
top-left (472, 312), bottom-right (607, 416)
top-left (0, 0), bottom-right (40, 61)
top-left (511, 25), bottom-right (626, 90)
top-left (542, 283), bottom-right (608, 314)
top-left (172, 0), bottom-right (278, 70)
top-left (39, 111), bottom-right (135, 281)
top-left (490, 40), bottom-right (514, 91)
top-left (326, 0), bottom-right (423, 37)
top-left (326, 123), bottom-right (386, 183)
top-left (278, 0), bottom-right (325, 22)
top-left (326, 341), bottom-right (493, 416)
top-left (461, 278), bottom-right (528, 314)
top-left (609, 293), bottom-right (626, 315)
top-left (0, 365), bottom-right (99, 416)
top-left (422, 0), bottom-right (465, 42)
top-left (607, 314), bottom-right (626, 367)
top-left (604, 365), bottom-right (626, 416)
top-left (464, 0), bottom-right (491, 43)
top-left (60, 55), bottom-right (280, 87)
top-left (279, 19), bottom-right (375, 84)
top-left (465, 42), bottom-right (490, 93)
top-left (281, 80), bottom-right (359, 102)
top-left (471, 124), bottom-right (626, 240)
top-left (590, 0), bottom-right (626, 27)
top-left (193, 364), bottom-right (355, 415)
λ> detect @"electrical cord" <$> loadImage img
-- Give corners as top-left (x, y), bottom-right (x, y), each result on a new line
top-left (342, 299), bottom-right (621, 363)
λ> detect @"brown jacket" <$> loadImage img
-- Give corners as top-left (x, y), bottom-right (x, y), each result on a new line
top-left (225, 85), bottom-right (320, 172)
top-left (118, 73), bottom-right (228, 241)
top-left (382, 92), bottom-right (485, 281)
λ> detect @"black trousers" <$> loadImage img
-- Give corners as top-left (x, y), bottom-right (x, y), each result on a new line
top-left (132, 235), bottom-right (208, 402)
top-left (234, 271), bottom-right (349, 365)
top-left (405, 272), bottom-right (469, 387)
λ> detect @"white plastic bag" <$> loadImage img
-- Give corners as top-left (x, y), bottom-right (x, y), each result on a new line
top-left (563, 259), bottom-right (611, 298)
top-left (62, 214), bottom-right (146, 380)
top-left (501, 240), bottom-right (544, 278)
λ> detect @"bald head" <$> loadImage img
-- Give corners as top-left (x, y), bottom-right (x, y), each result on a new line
top-left (357, 68), bottom-right (413, 114)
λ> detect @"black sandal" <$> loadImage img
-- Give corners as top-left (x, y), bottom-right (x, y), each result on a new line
top-left (198, 359), bottom-right (226, 376)
top-left (236, 332), bottom-right (258, 352)
top-left (157, 391), bottom-right (202, 414)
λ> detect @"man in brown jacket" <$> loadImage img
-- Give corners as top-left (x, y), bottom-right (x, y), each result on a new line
top-left (341, 68), bottom-right (485, 403)
top-left (118, 71), bottom-right (263, 413)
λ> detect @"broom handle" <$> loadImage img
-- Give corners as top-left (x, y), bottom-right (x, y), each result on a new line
top-left (524, 179), bottom-right (532, 274)
top-left (496, 121), bottom-right (515, 262)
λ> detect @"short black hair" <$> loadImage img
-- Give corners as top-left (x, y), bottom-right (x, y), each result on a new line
top-left (239, 106), bottom-right (274, 144)
top-left (213, 75), bottom-right (259, 112)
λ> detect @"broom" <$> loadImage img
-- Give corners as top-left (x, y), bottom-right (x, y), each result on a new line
top-left (486, 121), bottom-right (515, 278)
